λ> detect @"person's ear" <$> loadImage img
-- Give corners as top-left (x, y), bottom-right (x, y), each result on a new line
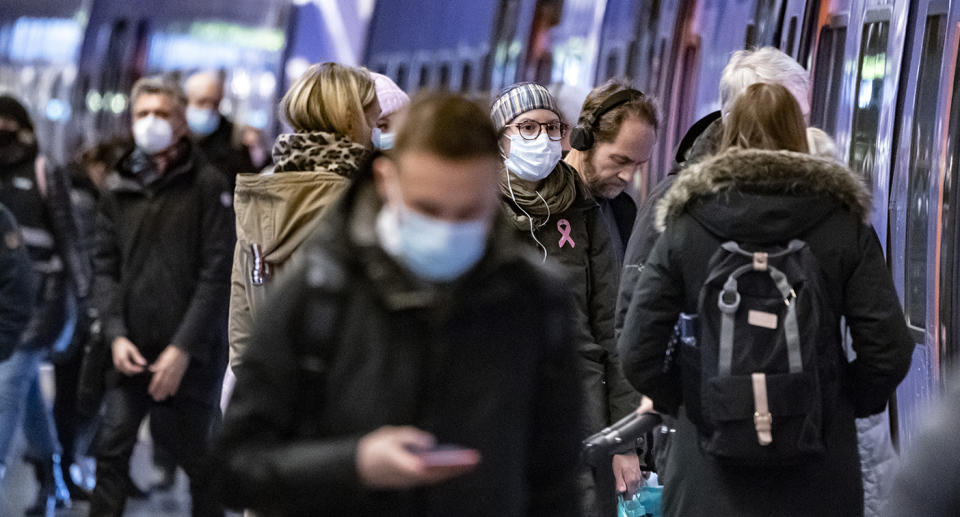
top-left (372, 156), bottom-right (399, 201)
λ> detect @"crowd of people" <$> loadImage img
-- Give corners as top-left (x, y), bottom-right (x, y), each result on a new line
top-left (0, 45), bottom-right (948, 517)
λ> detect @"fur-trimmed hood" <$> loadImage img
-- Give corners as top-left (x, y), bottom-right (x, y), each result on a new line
top-left (655, 148), bottom-right (871, 241)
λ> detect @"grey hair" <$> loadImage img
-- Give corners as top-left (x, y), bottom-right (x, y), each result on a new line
top-left (131, 76), bottom-right (187, 109)
top-left (719, 47), bottom-right (810, 120)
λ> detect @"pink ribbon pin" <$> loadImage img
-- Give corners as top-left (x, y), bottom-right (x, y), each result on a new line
top-left (557, 219), bottom-right (576, 248)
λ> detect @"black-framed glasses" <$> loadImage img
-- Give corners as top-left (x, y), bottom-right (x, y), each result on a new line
top-left (505, 120), bottom-right (568, 141)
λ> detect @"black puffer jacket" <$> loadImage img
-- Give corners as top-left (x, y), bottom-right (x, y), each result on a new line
top-left (93, 141), bottom-right (234, 405)
top-left (0, 203), bottom-right (36, 360)
top-left (214, 179), bottom-right (584, 517)
top-left (618, 149), bottom-right (914, 516)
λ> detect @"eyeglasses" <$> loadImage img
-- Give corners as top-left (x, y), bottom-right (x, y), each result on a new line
top-left (505, 120), bottom-right (568, 141)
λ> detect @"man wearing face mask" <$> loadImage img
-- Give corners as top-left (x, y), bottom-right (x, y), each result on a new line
top-left (370, 72), bottom-right (410, 151)
top-left (492, 82), bottom-right (643, 517)
top-left (184, 70), bottom-right (256, 188)
top-left (88, 77), bottom-right (233, 516)
top-left (212, 93), bottom-right (583, 517)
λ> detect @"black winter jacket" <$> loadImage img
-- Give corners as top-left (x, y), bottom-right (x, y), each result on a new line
top-left (214, 179), bottom-right (584, 517)
top-left (503, 162), bottom-right (639, 516)
top-left (197, 116), bottom-right (256, 189)
top-left (0, 149), bottom-right (91, 351)
top-left (615, 114), bottom-right (722, 332)
top-left (93, 141), bottom-right (234, 405)
top-left (618, 149), bottom-right (914, 516)
top-left (0, 203), bottom-right (36, 360)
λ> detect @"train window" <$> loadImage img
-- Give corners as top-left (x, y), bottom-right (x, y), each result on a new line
top-left (606, 51), bottom-right (619, 80)
top-left (418, 64), bottom-right (430, 89)
top-left (939, 39), bottom-right (960, 374)
top-left (905, 15), bottom-right (947, 334)
top-left (626, 41), bottom-right (639, 81)
top-left (438, 64), bottom-right (451, 90)
top-left (395, 64), bottom-right (408, 91)
top-left (753, 0), bottom-right (783, 47)
top-left (460, 62), bottom-right (473, 92)
top-left (785, 16), bottom-right (797, 55)
top-left (745, 24), bottom-right (757, 49)
top-left (849, 20), bottom-right (890, 186)
top-left (810, 26), bottom-right (846, 133)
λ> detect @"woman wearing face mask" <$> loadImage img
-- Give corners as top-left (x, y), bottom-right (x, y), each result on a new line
top-left (491, 83), bottom-right (643, 517)
top-left (227, 63), bottom-right (380, 382)
top-left (370, 73), bottom-right (410, 151)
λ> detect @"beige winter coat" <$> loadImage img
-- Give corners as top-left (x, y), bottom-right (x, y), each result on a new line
top-left (228, 170), bottom-right (350, 368)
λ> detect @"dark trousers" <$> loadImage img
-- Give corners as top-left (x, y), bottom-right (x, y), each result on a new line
top-left (88, 383), bottom-right (222, 517)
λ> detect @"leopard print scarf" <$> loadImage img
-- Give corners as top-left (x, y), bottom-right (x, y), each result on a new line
top-left (272, 131), bottom-right (370, 177)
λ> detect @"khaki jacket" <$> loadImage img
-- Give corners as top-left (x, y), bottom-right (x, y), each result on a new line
top-left (228, 170), bottom-right (350, 367)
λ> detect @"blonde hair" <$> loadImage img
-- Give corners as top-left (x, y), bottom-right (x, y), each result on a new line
top-left (721, 83), bottom-right (809, 153)
top-left (280, 62), bottom-right (377, 139)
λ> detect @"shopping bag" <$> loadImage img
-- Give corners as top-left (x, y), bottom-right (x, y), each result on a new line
top-left (617, 484), bottom-right (663, 517)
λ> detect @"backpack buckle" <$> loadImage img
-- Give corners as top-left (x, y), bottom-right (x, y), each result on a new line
top-left (753, 252), bottom-right (768, 271)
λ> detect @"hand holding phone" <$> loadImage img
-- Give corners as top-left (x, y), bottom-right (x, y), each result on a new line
top-left (408, 444), bottom-right (482, 468)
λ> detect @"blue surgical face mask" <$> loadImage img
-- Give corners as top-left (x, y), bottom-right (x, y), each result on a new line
top-left (186, 106), bottom-right (220, 137)
top-left (371, 127), bottom-right (396, 150)
top-left (376, 200), bottom-right (490, 282)
top-left (503, 132), bottom-right (561, 182)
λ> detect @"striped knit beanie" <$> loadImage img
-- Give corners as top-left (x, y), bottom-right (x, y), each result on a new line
top-left (490, 82), bottom-right (561, 133)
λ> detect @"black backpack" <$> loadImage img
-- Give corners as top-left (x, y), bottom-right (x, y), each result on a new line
top-left (682, 239), bottom-right (829, 466)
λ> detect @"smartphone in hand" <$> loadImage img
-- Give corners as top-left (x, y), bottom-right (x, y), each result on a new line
top-left (408, 444), bottom-right (481, 468)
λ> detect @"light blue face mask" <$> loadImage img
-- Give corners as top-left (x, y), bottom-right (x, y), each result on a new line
top-left (186, 106), bottom-right (220, 137)
top-left (376, 201), bottom-right (490, 282)
top-left (371, 127), bottom-right (396, 150)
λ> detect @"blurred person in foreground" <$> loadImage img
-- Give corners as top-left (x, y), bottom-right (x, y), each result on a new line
top-left (884, 368), bottom-right (960, 516)
top-left (618, 83), bottom-right (913, 516)
top-left (184, 70), bottom-right (256, 188)
top-left (212, 93), bottom-right (583, 516)
top-left (0, 94), bottom-right (90, 514)
top-left (492, 82), bottom-right (640, 516)
top-left (88, 76), bottom-right (233, 516)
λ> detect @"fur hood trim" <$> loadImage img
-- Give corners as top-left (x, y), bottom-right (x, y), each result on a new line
top-left (655, 148), bottom-right (871, 231)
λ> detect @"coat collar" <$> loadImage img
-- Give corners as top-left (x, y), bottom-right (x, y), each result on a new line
top-left (655, 148), bottom-right (871, 232)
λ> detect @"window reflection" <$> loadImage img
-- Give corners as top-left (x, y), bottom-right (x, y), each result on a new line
top-left (849, 21), bottom-right (889, 188)
top-left (810, 26), bottom-right (846, 135)
top-left (905, 15), bottom-right (946, 334)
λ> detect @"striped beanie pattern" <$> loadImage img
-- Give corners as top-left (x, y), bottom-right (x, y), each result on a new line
top-left (490, 82), bottom-right (561, 132)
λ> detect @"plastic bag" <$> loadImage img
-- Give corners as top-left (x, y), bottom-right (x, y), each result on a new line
top-left (617, 484), bottom-right (663, 517)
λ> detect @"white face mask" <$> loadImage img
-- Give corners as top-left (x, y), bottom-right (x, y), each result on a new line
top-left (186, 106), bottom-right (219, 137)
top-left (133, 115), bottom-right (174, 154)
top-left (503, 133), bottom-right (561, 182)
top-left (371, 127), bottom-right (395, 150)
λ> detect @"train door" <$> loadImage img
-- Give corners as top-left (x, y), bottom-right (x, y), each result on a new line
top-left (888, 0), bottom-right (951, 450)
top-left (658, 0), bottom-right (700, 178)
top-left (842, 0), bottom-right (910, 247)
top-left (938, 1), bottom-right (960, 386)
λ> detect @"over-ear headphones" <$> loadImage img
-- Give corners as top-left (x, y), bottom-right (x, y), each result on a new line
top-left (569, 88), bottom-right (645, 151)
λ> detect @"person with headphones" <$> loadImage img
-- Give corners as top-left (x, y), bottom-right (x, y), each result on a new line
top-left (564, 80), bottom-right (659, 264)
top-left (492, 82), bottom-right (643, 517)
